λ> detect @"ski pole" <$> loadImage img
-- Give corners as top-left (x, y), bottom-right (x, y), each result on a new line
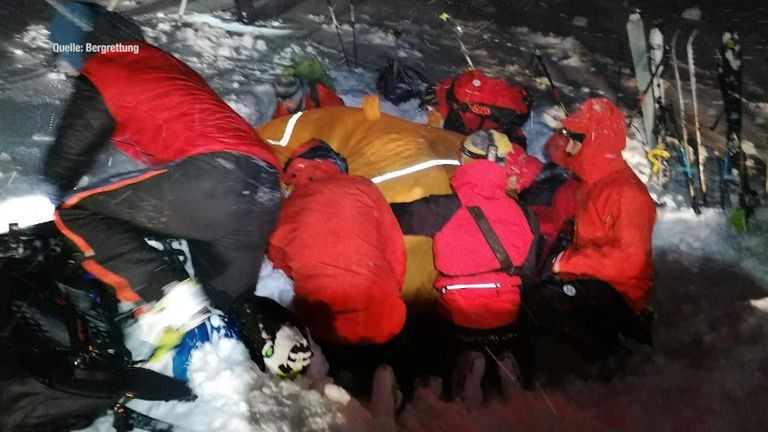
top-left (533, 50), bottom-right (567, 116)
top-left (438, 13), bottom-right (475, 70)
top-left (325, 0), bottom-right (352, 69)
top-left (350, 0), bottom-right (358, 68)
top-left (709, 109), bottom-right (725, 130)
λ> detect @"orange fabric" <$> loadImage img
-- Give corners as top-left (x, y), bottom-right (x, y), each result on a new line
top-left (257, 101), bottom-right (464, 203)
top-left (268, 171), bottom-right (406, 344)
top-left (272, 83), bottom-right (345, 119)
top-left (551, 98), bottom-right (656, 312)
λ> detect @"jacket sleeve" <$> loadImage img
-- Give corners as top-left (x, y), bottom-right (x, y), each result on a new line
top-left (43, 76), bottom-right (116, 193)
top-left (557, 188), bottom-right (655, 283)
top-left (390, 194), bottom-right (461, 237)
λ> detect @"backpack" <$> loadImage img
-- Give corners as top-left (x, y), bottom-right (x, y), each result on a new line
top-left (376, 59), bottom-right (433, 105)
top-left (439, 70), bottom-right (532, 146)
top-left (0, 222), bottom-right (192, 432)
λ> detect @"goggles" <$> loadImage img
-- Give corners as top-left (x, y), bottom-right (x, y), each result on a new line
top-left (558, 127), bottom-right (586, 143)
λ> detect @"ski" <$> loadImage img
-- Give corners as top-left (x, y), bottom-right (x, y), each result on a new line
top-left (687, 30), bottom-right (708, 205)
top-left (649, 25), bottom-right (665, 106)
top-left (626, 11), bottom-right (656, 151)
top-left (716, 30), bottom-right (756, 230)
top-left (646, 24), bottom-right (670, 187)
top-left (671, 30), bottom-right (701, 213)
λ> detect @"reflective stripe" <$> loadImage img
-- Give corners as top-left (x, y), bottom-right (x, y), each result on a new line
top-left (371, 159), bottom-right (461, 184)
top-left (440, 282), bottom-right (500, 294)
top-left (266, 111), bottom-right (304, 147)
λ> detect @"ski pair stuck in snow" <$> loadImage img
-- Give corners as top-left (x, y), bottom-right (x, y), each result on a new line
top-left (626, 12), bottom-right (702, 214)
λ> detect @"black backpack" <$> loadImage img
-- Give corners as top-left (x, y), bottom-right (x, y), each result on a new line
top-left (376, 59), bottom-right (433, 105)
top-left (0, 222), bottom-right (192, 432)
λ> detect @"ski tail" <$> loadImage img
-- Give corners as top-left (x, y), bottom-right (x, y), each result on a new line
top-left (671, 30), bottom-right (701, 214)
top-left (687, 29), bottom-right (708, 205)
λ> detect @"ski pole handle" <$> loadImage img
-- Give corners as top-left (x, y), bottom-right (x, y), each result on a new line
top-left (534, 50), bottom-right (567, 115)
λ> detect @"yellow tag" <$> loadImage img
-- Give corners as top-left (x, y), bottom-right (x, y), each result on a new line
top-left (439, 12), bottom-right (450, 21)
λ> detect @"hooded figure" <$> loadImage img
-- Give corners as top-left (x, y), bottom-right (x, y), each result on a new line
top-left (268, 140), bottom-right (407, 345)
top-left (390, 135), bottom-right (542, 329)
top-left (44, 1), bottom-right (281, 352)
top-left (271, 58), bottom-right (345, 119)
top-left (522, 98), bottom-right (655, 375)
top-left (550, 98), bottom-right (656, 313)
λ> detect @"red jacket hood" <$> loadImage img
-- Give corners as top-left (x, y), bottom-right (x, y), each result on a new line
top-left (560, 98), bottom-right (627, 184)
top-left (450, 159), bottom-right (508, 204)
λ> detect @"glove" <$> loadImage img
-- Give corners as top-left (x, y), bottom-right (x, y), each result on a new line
top-left (540, 252), bottom-right (564, 282)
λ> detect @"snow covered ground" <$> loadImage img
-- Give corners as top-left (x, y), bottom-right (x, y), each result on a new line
top-left (1, 0), bottom-right (767, 430)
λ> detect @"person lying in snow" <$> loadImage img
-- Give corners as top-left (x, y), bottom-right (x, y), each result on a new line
top-left (426, 68), bottom-right (532, 149)
top-left (521, 97), bottom-right (656, 380)
top-left (390, 130), bottom-right (542, 390)
top-left (43, 1), bottom-right (281, 353)
top-left (268, 139), bottom-right (407, 345)
top-left (271, 58), bottom-right (345, 119)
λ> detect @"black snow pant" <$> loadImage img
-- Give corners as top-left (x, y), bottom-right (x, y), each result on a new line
top-left (54, 152), bottom-right (281, 311)
top-left (520, 278), bottom-right (647, 361)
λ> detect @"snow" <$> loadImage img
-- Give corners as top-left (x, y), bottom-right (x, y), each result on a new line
top-left (1, 0), bottom-right (767, 430)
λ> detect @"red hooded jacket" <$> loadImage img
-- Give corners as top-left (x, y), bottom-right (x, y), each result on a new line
top-left (82, 42), bottom-right (278, 168)
top-left (433, 160), bottom-right (536, 329)
top-left (268, 156), bottom-right (406, 345)
top-left (271, 82), bottom-right (345, 119)
top-left (551, 98), bottom-right (656, 313)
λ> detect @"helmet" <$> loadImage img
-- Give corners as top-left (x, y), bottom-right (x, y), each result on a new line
top-left (461, 129), bottom-right (513, 164)
top-left (275, 75), bottom-right (305, 100)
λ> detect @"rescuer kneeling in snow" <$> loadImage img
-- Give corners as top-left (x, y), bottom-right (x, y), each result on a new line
top-left (523, 97), bottom-right (656, 380)
top-left (391, 130), bottom-right (542, 397)
top-left (43, 1), bottom-right (281, 353)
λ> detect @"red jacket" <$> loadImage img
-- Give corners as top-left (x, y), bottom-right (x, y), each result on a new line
top-left (271, 83), bottom-right (345, 119)
top-left (82, 43), bottom-right (278, 168)
top-left (551, 98), bottom-right (656, 312)
top-left (433, 160), bottom-right (535, 329)
top-left (530, 178), bottom-right (579, 256)
top-left (435, 69), bottom-right (530, 142)
top-left (268, 162), bottom-right (406, 345)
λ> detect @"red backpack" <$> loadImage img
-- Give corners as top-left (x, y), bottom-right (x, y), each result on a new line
top-left (436, 69), bottom-right (532, 147)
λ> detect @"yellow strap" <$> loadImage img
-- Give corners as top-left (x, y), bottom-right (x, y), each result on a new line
top-left (647, 148), bottom-right (671, 174)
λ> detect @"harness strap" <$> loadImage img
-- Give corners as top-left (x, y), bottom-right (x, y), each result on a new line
top-left (466, 206), bottom-right (516, 273)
